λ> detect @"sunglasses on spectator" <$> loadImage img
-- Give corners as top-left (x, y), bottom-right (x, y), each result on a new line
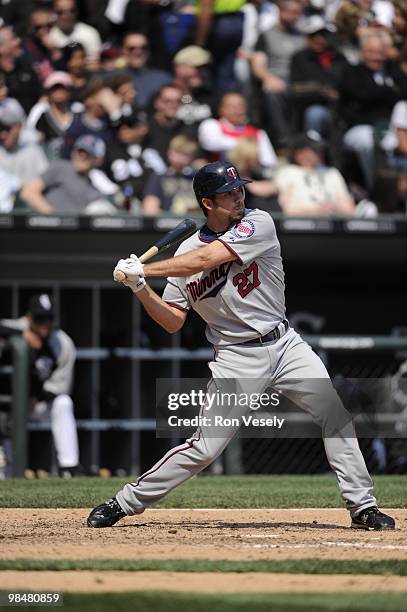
top-left (161, 96), bottom-right (182, 103)
top-left (74, 148), bottom-right (92, 159)
top-left (56, 8), bottom-right (76, 15)
top-left (125, 45), bottom-right (147, 52)
top-left (49, 84), bottom-right (70, 91)
top-left (34, 23), bottom-right (53, 31)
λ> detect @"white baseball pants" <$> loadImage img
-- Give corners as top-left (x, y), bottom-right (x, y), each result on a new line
top-left (31, 394), bottom-right (79, 468)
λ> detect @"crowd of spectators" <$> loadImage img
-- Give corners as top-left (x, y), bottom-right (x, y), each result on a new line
top-left (0, 0), bottom-right (406, 216)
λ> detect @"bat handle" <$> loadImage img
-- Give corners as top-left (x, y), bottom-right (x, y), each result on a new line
top-left (114, 245), bottom-right (161, 283)
top-left (139, 246), bottom-right (159, 263)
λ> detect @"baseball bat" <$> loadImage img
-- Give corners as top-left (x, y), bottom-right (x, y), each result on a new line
top-left (114, 218), bottom-right (198, 282)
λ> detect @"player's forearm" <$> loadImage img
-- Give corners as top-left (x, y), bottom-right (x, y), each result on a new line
top-left (144, 248), bottom-right (221, 278)
top-left (136, 284), bottom-right (185, 333)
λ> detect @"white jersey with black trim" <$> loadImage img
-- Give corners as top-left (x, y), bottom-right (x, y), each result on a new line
top-left (162, 208), bottom-right (286, 347)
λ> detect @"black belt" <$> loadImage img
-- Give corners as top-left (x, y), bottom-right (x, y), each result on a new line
top-left (242, 319), bottom-right (289, 346)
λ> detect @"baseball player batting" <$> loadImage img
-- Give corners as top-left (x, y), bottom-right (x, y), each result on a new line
top-left (88, 161), bottom-right (395, 531)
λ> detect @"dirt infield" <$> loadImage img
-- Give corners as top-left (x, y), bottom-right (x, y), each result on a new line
top-left (2, 508), bottom-right (407, 561)
top-left (2, 508), bottom-right (407, 593)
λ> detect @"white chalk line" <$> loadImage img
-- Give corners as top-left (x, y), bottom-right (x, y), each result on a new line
top-left (218, 533), bottom-right (407, 550)
top-left (238, 541), bottom-right (407, 551)
top-left (239, 534), bottom-right (280, 538)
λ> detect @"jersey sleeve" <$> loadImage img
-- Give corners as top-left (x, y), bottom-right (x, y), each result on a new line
top-left (217, 210), bottom-right (278, 265)
top-left (43, 330), bottom-right (76, 397)
top-left (162, 278), bottom-right (191, 312)
top-left (392, 101), bottom-right (407, 129)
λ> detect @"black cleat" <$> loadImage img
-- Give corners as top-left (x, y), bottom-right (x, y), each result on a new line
top-left (351, 506), bottom-right (395, 530)
top-left (87, 497), bottom-right (126, 528)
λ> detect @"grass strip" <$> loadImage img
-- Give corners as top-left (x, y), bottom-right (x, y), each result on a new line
top-left (1, 475), bottom-right (406, 508)
top-left (1, 558), bottom-right (407, 575)
top-left (2, 591), bottom-right (406, 612)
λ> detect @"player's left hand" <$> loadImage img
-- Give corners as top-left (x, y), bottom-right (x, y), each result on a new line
top-left (113, 257), bottom-right (146, 294)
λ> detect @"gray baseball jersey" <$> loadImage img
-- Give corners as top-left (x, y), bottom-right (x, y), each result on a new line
top-left (162, 208), bottom-right (286, 346)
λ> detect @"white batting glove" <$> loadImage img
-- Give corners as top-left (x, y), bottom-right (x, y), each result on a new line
top-left (123, 276), bottom-right (146, 294)
top-left (114, 256), bottom-right (145, 280)
top-left (129, 254), bottom-right (145, 275)
top-left (113, 257), bottom-right (146, 294)
top-left (127, 254), bottom-right (146, 293)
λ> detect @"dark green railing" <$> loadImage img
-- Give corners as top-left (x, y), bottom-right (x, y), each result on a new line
top-left (9, 335), bottom-right (29, 477)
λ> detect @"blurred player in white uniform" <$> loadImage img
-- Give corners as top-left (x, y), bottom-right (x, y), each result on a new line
top-left (0, 294), bottom-right (79, 477)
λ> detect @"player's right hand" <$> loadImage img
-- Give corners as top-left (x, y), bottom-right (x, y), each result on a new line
top-left (114, 258), bottom-right (144, 282)
top-left (123, 276), bottom-right (146, 294)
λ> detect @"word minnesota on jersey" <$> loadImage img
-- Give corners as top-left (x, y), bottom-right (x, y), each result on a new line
top-left (168, 415), bottom-right (286, 429)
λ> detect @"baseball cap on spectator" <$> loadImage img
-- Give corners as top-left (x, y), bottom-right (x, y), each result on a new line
top-left (0, 103), bottom-right (25, 128)
top-left (73, 134), bottom-right (106, 159)
top-left (301, 15), bottom-right (336, 35)
top-left (100, 42), bottom-right (123, 62)
top-left (291, 130), bottom-right (326, 153)
top-left (27, 294), bottom-right (55, 323)
top-left (174, 45), bottom-right (212, 66)
top-left (43, 71), bottom-right (73, 90)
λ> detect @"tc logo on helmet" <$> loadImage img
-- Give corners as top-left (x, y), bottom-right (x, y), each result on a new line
top-left (226, 166), bottom-right (238, 179)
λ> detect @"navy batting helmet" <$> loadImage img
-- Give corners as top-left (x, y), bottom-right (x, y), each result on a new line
top-left (193, 162), bottom-right (251, 204)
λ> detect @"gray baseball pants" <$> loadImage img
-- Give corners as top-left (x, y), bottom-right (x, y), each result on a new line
top-left (116, 328), bottom-right (376, 517)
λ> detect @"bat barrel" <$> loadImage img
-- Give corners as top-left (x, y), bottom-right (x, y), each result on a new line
top-left (154, 218), bottom-right (197, 251)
